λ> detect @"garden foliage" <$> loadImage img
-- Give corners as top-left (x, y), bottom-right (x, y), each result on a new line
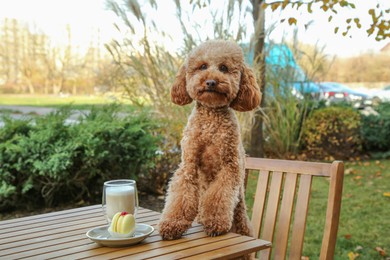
top-left (302, 106), bottom-right (362, 160)
top-left (360, 103), bottom-right (390, 156)
top-left (0, 105), bottom-right (160, 211)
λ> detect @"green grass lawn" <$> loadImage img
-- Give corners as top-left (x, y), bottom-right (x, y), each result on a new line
top-left (245, 160), bottom-right (390, 259)
top-left (0, 94), bottom-right (133, 109)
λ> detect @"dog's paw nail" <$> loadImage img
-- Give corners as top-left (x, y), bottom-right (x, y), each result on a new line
top-left (209, 231), bottom-right (221, 237)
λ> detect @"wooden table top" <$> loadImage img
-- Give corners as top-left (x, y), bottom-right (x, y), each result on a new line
top-left (0, 205), bottom-right (271, 259)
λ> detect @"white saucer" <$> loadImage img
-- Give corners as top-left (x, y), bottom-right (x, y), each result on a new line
top-left (86, 223), bottom-right (154, 247)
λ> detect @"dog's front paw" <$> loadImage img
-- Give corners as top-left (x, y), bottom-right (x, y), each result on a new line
top-left (203, 217), bottom-right (232, 237)
top-left (158, 219), bottom-right (191, 240)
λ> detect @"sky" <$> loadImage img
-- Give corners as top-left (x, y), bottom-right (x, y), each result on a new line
top-left (0, 0), bottom-right (389, 58)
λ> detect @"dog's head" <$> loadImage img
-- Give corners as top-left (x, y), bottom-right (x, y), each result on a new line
top-left (171, 40), bottom-right (261, 111)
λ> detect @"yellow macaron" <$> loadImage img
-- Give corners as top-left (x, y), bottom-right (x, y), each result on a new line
top-left (110, 212), bottom-right (135, 235)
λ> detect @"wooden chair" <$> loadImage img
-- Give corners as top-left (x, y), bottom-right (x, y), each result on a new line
top-left (245, 157), bottom-right (344, 260)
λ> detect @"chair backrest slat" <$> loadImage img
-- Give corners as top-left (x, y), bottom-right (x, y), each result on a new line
top-left (274, 173), bottom-right (298, 259)
top-left (258, 171), bottom-right (283, 260)
top-left (251, 170), bottom-right (270, 238)
top-left (289, 174), bottom-right (313, 259)
top-left (245, 157), bottom-right (344, 260)
top-left (320, 162), bottom-right (344, 260)
top-left (246, 157), bottom-right (332, 176)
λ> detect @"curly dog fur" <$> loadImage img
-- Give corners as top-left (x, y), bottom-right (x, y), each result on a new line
top-left (158, 40), bottom-right (261, 241)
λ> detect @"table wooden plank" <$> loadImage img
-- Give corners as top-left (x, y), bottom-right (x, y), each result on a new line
top-left (0, 215), bottom-right (106, 245)
top-left (0, 218), bottom-right (162, 258)
top-left (0, 205), bottom-right (155, 229)
top-left (0, 207), bottom-right (155, 232)
top-left (0, 219), bottom-right (104, 250)
top-left (23, 225), bottom-right (204, 260)
top-left (0, 210), bottom-right (159, 254)
top-left (0, 213), bottom-right (161, 257)
top-left (0, 205), bottom-right (101, 226)
top-left (183, 239), bottom-right (272, 260)
top-left (148, 235), bottom-right (255, 260)
top-left (0, 205), bottom-right (271, 260)
top-left (49, 225), bottom-right (204, 260)
top-left (113, 233), bottom-right (242, 260)
top-left (0, 209), bottom-right (159, 245)
top-left (1, 214), bottom-right (103, 236)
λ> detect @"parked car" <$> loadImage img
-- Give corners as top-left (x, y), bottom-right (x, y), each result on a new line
top-left (319, 82), bottom-right (372, 109)
top-left (318, 82), bottom-right (349, 105)
top-left (370, 85), bottom-right (390, 105)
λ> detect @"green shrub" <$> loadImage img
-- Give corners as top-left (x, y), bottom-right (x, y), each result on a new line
top-left (0, 104), bottom-right (160, 211)
top-left (360, 103), bottom-right (390, 154)
top-left (302, 106), bottom-right (362, 160)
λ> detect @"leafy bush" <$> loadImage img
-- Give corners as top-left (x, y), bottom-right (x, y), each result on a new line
top-left (302, 106), bottom-right (362, 160)
top-left (0, 105), bottom-right (160, 211)
top-left (360, 103), bottom-right (390, 155)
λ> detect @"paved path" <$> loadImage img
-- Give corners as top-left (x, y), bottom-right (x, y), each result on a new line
top-left (0, 105), bottom-right (57, 115)
top-left (0, 105), bottom-right (86, 126)
top-left (0, 105), bottom-right (130, 127)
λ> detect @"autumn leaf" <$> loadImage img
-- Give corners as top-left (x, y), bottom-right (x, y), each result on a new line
top-left (367, 27), bottom-right (375, 35)
top-left (288, 17), bottom-right (297, 25)
top-left (271, 2), bottom-right (280, 11)
top-left (354, 18), bottom-right (362, 28)
top-left (348, 251), bottom-right (359, 260)
top-left (368, 8), bottom-right (376, 16)
top-left (383, 192), bottom-right (390, 197)
top-left (340, 0), bottom-right (349, 7)
top-left (307, 3), bottom-right (312, 13)
top-left (375, 246), bottom-right (386, 256)
top-left (345, 168), bottom-right (356, 175)
top-left (354, 245), bottom-right (363, 251)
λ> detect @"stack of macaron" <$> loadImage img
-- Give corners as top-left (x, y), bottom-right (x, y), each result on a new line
top-left (108, 211), bottom-right (136, 238)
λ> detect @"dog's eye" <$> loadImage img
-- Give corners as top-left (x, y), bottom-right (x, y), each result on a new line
top-left (200, 64), bottom-right (208, 70)
top-left (219, 65), bottom-right (228, 73)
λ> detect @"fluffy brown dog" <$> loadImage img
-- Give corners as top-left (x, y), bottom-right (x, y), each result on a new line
top-left (158, 40), bottom-right (261, 240)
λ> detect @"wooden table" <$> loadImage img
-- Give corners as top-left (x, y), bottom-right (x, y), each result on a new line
top-left (0, 205), bottom-right (271, 259)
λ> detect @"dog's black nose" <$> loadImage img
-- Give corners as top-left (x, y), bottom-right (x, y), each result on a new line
top-left (206, 80), bottom-right (217, 88)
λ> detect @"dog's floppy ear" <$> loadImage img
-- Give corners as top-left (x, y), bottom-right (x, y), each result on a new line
top-left (171, 64), bottom-right (192, 106)
top-left (230, 64), bottom-right (262, 112)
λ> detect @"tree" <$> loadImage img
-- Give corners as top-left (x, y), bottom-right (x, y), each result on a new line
top-left (265, 0), bottom-right (389, 41)
top-left (249, 0), bottom-right (266, 157)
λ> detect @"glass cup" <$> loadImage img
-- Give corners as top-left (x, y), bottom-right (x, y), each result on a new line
top-left (102, 179), bottom-right (139, 223)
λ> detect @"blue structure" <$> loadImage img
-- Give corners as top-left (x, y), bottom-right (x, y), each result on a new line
top-left (242, 43), bottom-right (321, 95)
